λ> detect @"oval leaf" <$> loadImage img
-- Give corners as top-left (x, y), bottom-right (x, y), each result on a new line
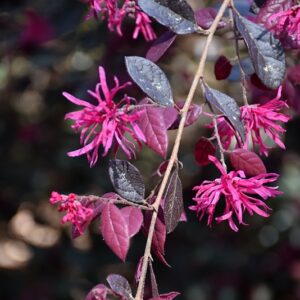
top-left (214, 55), bottom-right (232, 80)
top-left (125, 56), bottom-right (174, 107)
top-left (146, 31), bottom-right (177, 62)
top-left (138, 0), bottom-right (198, 34)
top-left (194, 137), bottom-right (216, 166)
top-left (204, 85), bottom-right (246, 142)
top-left (120, 207), bottom-right (144, 238)
top-left (100, 203), bottom-right (130, 261)
top-left (234, 13), bottom-right (285, 89)
top-left (230, 148), bottom-right (267, 176)
top-left (85, 284), bottom-right (110, 300)
top-left (107, 274), bottom-right (132, 299)
top-left (137, 107), bottom-right (178, 157)
top-left (109, 159), bottom-right (145, 203)
top-left (169, 102), bottom-right (202, 129)
top-left (194, 7), bottom-right (227, 29)
top-left (163, 169), bottom-right (183, 234)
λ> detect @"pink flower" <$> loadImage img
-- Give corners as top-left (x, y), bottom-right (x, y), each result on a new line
top-left (64, 66), bottom-right (146, 166)
top-left (257, 1), bottom-right (300, 49)
top-left (189, 156), bottom-right (282, 231)
top-left (50, 192), bottom-right (93, 235)
top-left (86, 0), bottom-right (156, 41)
top-left (213, 87), bottom-right (290, 156)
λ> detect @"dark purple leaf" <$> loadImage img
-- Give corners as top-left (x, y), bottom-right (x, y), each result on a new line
top-left (109, 159), bottom-right (145, 203)
top-left (228, 57), bottom-right (255, 81)
top-left (146, 31), bottom-right (177, 62)
top-left (169, 102), bottom-right (202, 129)
top-left (204, 85), bottom-right (246, 142)
top-left (143, 207), bottom-right (169, 266)
top-left (230, 149), bottom-right (267, 177)
top-left (138, 0), bottom-right (198, 34)
top-left (120, 207), bottom-right (143, 238)
top-left (194, 7), bottom-right (227, 29)
top-left (149, 292), bottom-right (180, 300)
top-left (100, 203), bottom-right (130, 261)
top-left (137, 107), bottom-right (177, 157)
top-left (234, 13), bottom-right (286, 89)
top-left (149, 261), bottom-right (159, 297)
top-left (107, 274), bottom-right (132, 299)
top-left (194, 137), bottom-right (216, 166)
top-left (85, 284), bottom-right (110, 300)
top-left (125, 56), bottom-right (174, 107)
top-left (214, 55), bottom-right (232, 80)
top-left (163, 169), bottom-right (183, 233)
top-left (135, 256), bottom-right (143, 283)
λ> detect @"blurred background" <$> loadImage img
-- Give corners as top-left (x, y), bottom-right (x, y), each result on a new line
top-left (1, 0), bottom-right (300, 299)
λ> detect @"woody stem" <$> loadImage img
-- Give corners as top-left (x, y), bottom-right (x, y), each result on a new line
top-left (134, 0), bottom-right (231, 299)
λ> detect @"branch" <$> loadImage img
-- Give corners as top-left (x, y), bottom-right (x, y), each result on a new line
top-left (134, 1), bottom-right (232, 298)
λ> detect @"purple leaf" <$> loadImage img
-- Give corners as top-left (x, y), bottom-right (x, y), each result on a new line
top-left (100, 203), bottom-right (130, 261)
top-left (146, 31), bottom-right (177, 62)
top-left (234, 13), bottom-right (285, 89)
top-left (137, 107), bottom-right (177, 158)
top-left (143, 207), bottom-right (168, 266)
top-left (149, 261), bottom-right (159, 297)
top-left (120, 207), bottom-right (144, 238)
top-left (194, 137), bottom-right (216, 166)
top-left (85, 284), bottom-right (110, 300)
top-left (106, 274), bottom-right (132, 299)
top-left (230, 149), bottom-right (267, 177)
top-left (138, 0), bottom-right (198, 34)
top-left (125, 56), bottom-right (174, 107)
top-left (109, 159), bottom-right (145, 203)
top-left (163, 169), bottom-right (183, 233)
top-left (149, 292), bottom-right (180, 300)
top-left (169, 102), bottom-right (202, 129)
top-left (214, 55), bottom-right (232, 80)
top-left (204, 85), bottom-right (246, 143)
top-left (135, 256), bottom-right (144, 284)
top-left (194, 7), bottom-right (227, 29)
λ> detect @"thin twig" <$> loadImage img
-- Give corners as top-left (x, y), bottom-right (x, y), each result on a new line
top-left (134, 1), bottom-right (232, 298)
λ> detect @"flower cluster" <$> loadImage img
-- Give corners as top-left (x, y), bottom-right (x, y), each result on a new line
top-left (190, 156), bottom-right (282, 231)
top-left (64, 66), bottom-right (146, 166)
top-left (50, 192), bottom-right (93, 234)
top-left (258, 2), bottom-right (300, 49)
top-left (214, 87), bottom-right (290, 156)
top-left (86, 0), bottom-right (156, 41)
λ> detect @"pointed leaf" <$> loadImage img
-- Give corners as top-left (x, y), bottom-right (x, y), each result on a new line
top-left (143, 207), bottom-right (168, 265)
top-left (146, 31), bottom-right (177, 62)
top-left (230, 149), bottom-right (267, 176)
top-left (194, 7), bottom-right (227, 29)
top-left (163, 169), bottom-right (183, 233)
top-left (169, 102), bottom-right (202, 129)
top-left (149, 261), bottom-right (159, 297)
top-left (138, 0), bottom-right (198, 34)
top-left (214, 55), bottom-right (232, 80)
top-left (194, 137), bottom-right (216, 166)
top-left (107, 274), bottom-right (132, 299)
top-left (137, 107), bottom-right (177, 157)
top-left (100, 203), bottom-right (130, 261)
top-left (109, 159), bottom-right (145, 203)
top-left (234, 13), bottom-right (285, 89)
top-left (204, 85), bottom-right (246, 142)
top-left (85, 284), bottom-right (110, 300)
top-left (125, 56), bottom-right (174, 107)
top-left (120, 207), bottom-right (144, 238)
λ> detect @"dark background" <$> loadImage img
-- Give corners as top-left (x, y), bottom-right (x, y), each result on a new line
top-left (1, 0), bottom-right (300, 299)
